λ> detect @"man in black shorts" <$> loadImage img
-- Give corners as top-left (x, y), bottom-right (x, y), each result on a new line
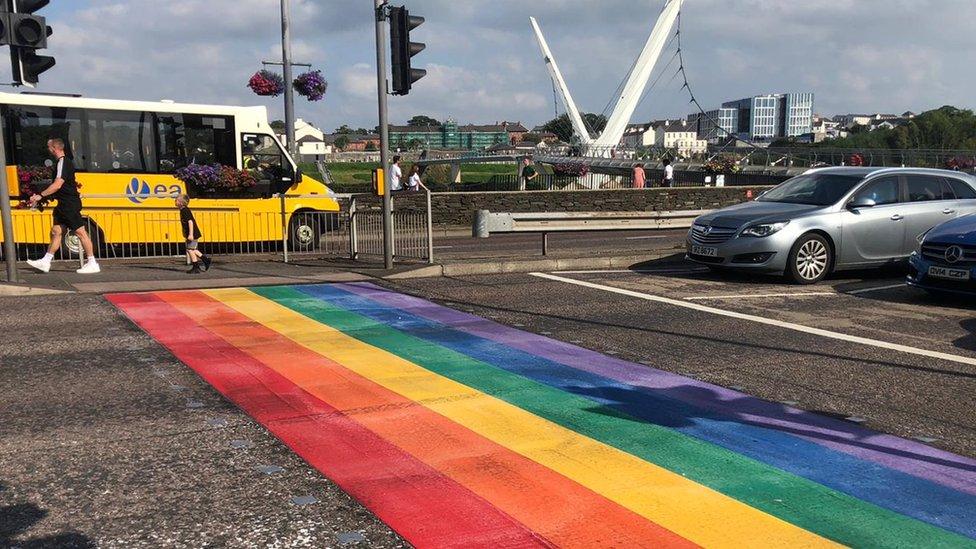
top-left (26, 138), bottom-right (100, 274)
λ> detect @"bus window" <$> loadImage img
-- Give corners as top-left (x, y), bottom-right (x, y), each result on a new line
top-left (5, 105), bottom-right (85, 169)
top-left (87, 109), bottom-right (156, 173)
top-left (157, 113), bottom-right (235, 172)
top-left (242, 133), bottom-right (292, 192)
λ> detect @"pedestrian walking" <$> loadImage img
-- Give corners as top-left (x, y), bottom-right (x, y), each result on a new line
top-left (521, 157), bottom-right (538, 190)
top-left (632, 163), bottom-right (646, 189)
top-left (389, 155), bottom-right (403, 191)
top-left (176, 194), bottom-right (211, 274)
top-left (26, 138), bottom-right (100, 274)
top-left (407, 164), bottom-right (422, 191)
top-left (662, 158), bottom-right (675, 187)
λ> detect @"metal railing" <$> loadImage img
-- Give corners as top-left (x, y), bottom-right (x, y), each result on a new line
top-left (1, 191), bottom-right (434, 266)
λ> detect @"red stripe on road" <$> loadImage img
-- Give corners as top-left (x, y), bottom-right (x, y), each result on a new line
top-left (108, 292), bottom-right (549, 549)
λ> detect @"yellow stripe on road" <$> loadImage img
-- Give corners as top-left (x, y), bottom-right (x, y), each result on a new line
top-left (207, 287), bottom-right (836, 549)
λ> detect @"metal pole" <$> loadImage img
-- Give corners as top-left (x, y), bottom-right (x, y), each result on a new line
top-left (348, 196), bottom-right (358, 260)
top-left (0, 127), bottom-right (17, 282)
top-left (279, 193), bottom-right (289, 263)
top-left (281, 0), bottom-right (297, 157)
top-left (425, 187), bottom-right (434, 264)
top-left (375, 0), bottom-right (394, 269)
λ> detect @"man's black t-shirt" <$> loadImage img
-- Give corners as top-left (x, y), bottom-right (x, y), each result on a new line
top-left (52, 156), bottom-right (81, 206)
top-left (523, 165), bottom-right (537, 180)
top-left (180, 207), bottom-right (202, 240)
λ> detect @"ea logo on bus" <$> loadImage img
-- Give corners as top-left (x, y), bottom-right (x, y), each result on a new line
top-left (126, 178), bottom-right (152, 204)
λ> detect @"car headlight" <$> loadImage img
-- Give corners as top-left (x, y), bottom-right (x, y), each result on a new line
top-left (914, 229), bottom-right (931, 254)
top-left (740, 221), bottom-right (789, 238)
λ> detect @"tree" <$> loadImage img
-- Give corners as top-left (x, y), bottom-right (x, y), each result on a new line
top-left (355, 128), bottom-right (371, 135)
top-left (540, 113), bottom-right (608, 143)
top-left (335, 124), bottom-right (354, 134)
top-left (364, 142), bottom-right (378, 152)
top-left (407, 138), bottom-right (424, 150)
top-left (334, 135), bottom-right (350, 151)
top-left (270, 120), bottom-right (286, 132)
top-left (407, 115), bottom-right (441, 127)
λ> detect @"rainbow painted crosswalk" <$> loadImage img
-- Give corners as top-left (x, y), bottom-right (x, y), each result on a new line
top-left (109, 283), bottom-right (976, 548)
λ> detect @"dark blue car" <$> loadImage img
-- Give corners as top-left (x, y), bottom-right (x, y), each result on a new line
top-left (908, 213), bottom-right (976, 295)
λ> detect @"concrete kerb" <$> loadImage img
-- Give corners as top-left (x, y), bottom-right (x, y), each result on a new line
top-left (384, 250), bottom-right (681, 280)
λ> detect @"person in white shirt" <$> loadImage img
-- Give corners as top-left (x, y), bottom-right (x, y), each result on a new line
top-left (662, 158), bottom-right (675, 187)
top-left (407, 165), bottom-right (422, 191)
top-left (389, 155), bottom-right (403, 191)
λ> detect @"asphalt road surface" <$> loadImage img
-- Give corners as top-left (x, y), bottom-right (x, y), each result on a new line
top-left (2, 257), bottom-right (974, 546)
top-left (389, 261), bottom-right (976, 457)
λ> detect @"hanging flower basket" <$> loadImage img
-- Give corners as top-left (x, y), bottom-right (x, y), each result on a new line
top-left (248, 70), bottom-right (286, 97)
top-left (293, 70), bottom-right (328, 101)
top-left (849, 153), bottom-right (865, 167)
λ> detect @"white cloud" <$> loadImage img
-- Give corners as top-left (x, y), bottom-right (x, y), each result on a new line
top-left (7, 0), bottom-right (973, 134)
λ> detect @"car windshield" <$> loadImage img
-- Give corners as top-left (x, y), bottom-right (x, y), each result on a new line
top-left (758, 173), bottom-right (865, 206)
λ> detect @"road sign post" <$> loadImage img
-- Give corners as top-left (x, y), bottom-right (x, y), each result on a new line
top-left (0, 126), bottom-right (17, 282)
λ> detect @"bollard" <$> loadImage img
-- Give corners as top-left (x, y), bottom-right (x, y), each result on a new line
top-left (473, 209), bottom-right (490, 238)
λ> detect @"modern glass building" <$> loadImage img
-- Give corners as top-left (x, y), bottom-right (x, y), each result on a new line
top-left (688, 108), bottom-right (738, 141)
top-left (692, 92), bottom-right (814, 142)
top-left (388, 120), bottom-right (526, 150)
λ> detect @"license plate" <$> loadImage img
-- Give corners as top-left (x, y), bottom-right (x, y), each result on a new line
top-left (691, 245), bottom-right (718, 257)
top-left (928, 266), bottom-right (971, 281)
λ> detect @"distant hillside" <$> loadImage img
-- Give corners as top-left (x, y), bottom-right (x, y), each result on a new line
top-left (825, 106), bottom-right (976, 150)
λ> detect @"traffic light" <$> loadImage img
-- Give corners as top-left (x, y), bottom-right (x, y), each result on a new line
top-left (4, 0), bottom-right (55, 87)
top-left (389, 6), bottom-right (425, 96)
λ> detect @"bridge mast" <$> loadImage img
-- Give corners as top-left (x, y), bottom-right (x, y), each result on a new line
top-left (530, 17), bottom-right (593, 146)
top-left (596, 0), bottom-right (684, 150)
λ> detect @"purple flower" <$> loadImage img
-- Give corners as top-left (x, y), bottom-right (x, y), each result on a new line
top-left (293, 70), bottom-right (328, 102)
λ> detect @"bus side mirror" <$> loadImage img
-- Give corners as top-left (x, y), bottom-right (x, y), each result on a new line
top-left (295, 167), bottom-right (303, 183)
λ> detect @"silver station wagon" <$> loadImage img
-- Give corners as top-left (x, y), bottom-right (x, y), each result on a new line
top-left (686, 167), bottom-right (976, 283)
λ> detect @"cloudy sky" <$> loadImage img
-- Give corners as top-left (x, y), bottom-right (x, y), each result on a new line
top-left (12, 1), bottom-right (975, 133)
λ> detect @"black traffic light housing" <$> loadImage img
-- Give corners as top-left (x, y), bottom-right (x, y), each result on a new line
top-left (389, 6), bottom-right (425, 96)
top-left (3, 0), bottom-right (54, 87)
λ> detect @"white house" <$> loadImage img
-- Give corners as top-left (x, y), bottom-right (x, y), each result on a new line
top-left (654, 120), bottom-right (707, 156)
top-left (277, 118), bottom-right (333, 157)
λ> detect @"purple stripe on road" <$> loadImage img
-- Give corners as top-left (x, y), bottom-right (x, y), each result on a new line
top-left (338, 281), bottom-right (976, 496)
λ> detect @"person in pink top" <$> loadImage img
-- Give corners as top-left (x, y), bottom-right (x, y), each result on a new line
top-left (632, 163), bottom-right (646, 189)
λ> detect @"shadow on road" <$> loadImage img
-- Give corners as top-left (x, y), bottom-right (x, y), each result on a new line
top-left (567, 384), bottom-right (976, 474)
top-left (0, 483), bottom-right (95, 549)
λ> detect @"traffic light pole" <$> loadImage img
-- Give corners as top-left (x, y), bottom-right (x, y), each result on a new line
top-left (0, 128), bottom-right (18, 283)
top-left (374, 0), bottom-right (393, 269)
top-left (280, 0), bottom-right (296, 156)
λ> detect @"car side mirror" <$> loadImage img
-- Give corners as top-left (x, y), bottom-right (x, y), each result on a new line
top-left (848, 197), bottom-right (876, 210)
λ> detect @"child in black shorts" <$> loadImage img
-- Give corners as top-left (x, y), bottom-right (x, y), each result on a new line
top-left (176, 194), bottom-right (211, 274)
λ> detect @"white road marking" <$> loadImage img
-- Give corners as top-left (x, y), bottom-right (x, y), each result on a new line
top-left (846, 283), bottom-right (906, 295)
top-left (685, 292), bottom-right (836, 301)
top-left (530, 272), bottom-right (976, 367)
top-left (552, 268), bottom-right (708, 275)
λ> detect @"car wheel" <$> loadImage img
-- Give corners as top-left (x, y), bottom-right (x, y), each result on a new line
top-left (787, 233), bottom-right (832, 284)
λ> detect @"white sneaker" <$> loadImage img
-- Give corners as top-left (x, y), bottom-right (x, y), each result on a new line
top-left (76, 259), bottom-right (101, 274)
top-left (27, 258), bottom-right (51, 273)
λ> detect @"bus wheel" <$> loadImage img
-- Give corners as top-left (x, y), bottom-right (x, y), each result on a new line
top-left (62, 220), bottom-right (106, 259)
top-left (288, 212), bottom-right (321, 252)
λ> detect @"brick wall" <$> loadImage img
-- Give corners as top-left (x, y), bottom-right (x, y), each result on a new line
top-left (357, 186), bottom-right (773, 227)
